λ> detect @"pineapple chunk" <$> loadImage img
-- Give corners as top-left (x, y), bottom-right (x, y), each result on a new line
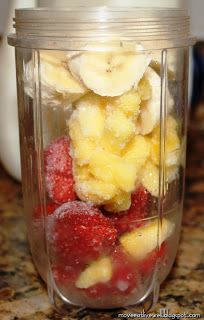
top-left (141, 161), bottom-right (159, 197)
top-left (76, 257), bottom-right (112, 289)
top-left (70, 104), bottom-right (105, 139)
top-left (120, 218), bottom-right (175, 260)
top-left (101, 131), bottom-right (125, 154)
top-left (89, 149), bottom-right (138, 193)
top-left (75, 176), bottom-right (118, 205)
top-left (72, 138), bottom-right (96, 165)
top-left (124, 135), bottom-right (150, 167)
top-left (138, 77), bottom-right (152, 101)
top-left (105, 109), bottom-right (135, 143)
top-left (111, 90), bottom-right (141, 117)
top-left (104, 191), bottom-right (131, 213)
top-left (150, 116), bottom-right (181, 167)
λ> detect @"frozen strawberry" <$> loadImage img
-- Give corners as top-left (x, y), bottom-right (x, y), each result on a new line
top-left (113, 187), bottom-right (152, 235)
top-left (110, 248), bottom-right (137, 295)
top-left (138, 242), bottom-right (167, 276)
top-left (33, 203), bottom-right (58, 219)
top-left (86, 248), bottom-right (137, 298)
top-left (44, 137), bottom-right (76, 204)
top-left (50, 201), bottom-right (117, 269)
top-left (45, 173), bottom-right (76, 204)
top-left (52, 264), bottom-right (79, 285)
top-left (45, 136), bottom-right (72, 174)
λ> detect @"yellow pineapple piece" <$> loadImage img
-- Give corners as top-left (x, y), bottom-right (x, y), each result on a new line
top-left (137, 77), bottom-right (152, 101)
top-left (123, 135), bottom-right (151, 167)
top-left (141, 161), bottom-right (159, 197)
top-left (71, 138), bottom-right (96, 165)
top-left (76, 257), bottom-right (112, 289)
top-left (101, 131), bottom-right (125, 154)
top-left (75, 176), bottom-right (118, 205)
top-left (104, 191), bottom-right (131, 213)
top-left (89, 149), bottom-right (138, 193)
top-left (111, 90), bottom-right (141, 117)
top-left (105, 109), bottom-right (135, 144)
top-left (70, 104), bottom-right (105, 139)
top-left (150, 116), bottom-right (180, 167)
top-left (120, 218), bottom-right (175, 260)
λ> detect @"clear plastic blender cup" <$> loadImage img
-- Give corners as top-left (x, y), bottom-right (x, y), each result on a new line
top-left (8, 7), bottom-right (195, 312)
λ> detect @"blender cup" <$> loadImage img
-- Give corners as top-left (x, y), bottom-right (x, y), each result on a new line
top-left (8, 7), bottom-right (195, 312)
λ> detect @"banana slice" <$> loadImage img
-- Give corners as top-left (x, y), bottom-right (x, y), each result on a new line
top-left (68, 50), bottom-right (151, 97)
top-left (135, 67), bottom-right (174, 135)
top-left (76, 257), bottom-right (112, 289)
top-left (24, 51), bottom-right (87, 107)
top-left (120, 218), bottom-right (175, 260)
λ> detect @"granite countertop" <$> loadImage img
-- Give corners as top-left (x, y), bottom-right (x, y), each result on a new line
top-left (0, 127), bottom-right (204, 320)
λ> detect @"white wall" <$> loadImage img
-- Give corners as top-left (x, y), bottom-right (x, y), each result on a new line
top-left (0, 1), bottom-right (10, 34)
top-left (39, 0), bottom-right (186, 8)
top-left (188, 0), bottom-right (204, 40)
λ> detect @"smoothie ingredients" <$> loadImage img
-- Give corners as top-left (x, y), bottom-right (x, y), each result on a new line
top-left (27, 48), bottom-right (180, 303)
top-left (120, 218), bottom-right (175, 260)
top-left (24, 51), bottom-right (87, 107)
top-left (44, 136), bottom-right (76, 203)
top-left (49, 201), bottom-right (117, 268)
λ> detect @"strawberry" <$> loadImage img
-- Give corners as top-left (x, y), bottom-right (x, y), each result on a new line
top-left (113, 187), bottom-right (152, 235)
top-left (50, 201), bottom-right (117, 269)
top-left (44, 137), bottom-right (77, 204)
top-left (138, 242), bottom-right (167, 276)
top-left (86, 247), bottom-right (137, 298)
top-left (33, 203), bottom-right (58, 219)
top-left (52, 264), bottom-right (79, 285)
top-left (45, 173), bottom-right (76, 204)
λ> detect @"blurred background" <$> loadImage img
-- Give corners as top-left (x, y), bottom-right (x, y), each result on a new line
top-left (0, 0), bottom-right (204, 181)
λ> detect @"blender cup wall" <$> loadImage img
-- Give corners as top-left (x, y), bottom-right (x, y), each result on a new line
top-left (9, 7), bottom-right (194, 313)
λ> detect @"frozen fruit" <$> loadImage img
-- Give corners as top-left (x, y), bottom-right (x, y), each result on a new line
top-left (135, 67), bottom-right (174, 135)
top-left (68, 80), bottom-right (152, 211)
top-left (53, 264), bottom-right (80, 285)
top-left (138, 242), bottom-right (167, 275)
top-left (112, 187), bottom-right (151, 235)
top-left (44, 137), bottom-right (76, 203)
top-left (45, 136), bottom-right (72, 174)
top-left (45, 173), bottom-right (76, 204)
top-left (33, 203), bottom-right (58, 219)
top-left (140, 161), bottom-right (159, 197)
top-left (120, 218), bottom-right (174, 260)
top-left (104, 191), bottom-right (131, 213)
top-left (50, 201), bottom-right (117, 268)
top-left (105, 109), bottom-right (135, 143)
top-left (109, 248), bottom-right (137, 295)
top-left (85, 248), bottom-right (137, 298)
top-left (76, 257), bottom-right (112, 289)
top-left (150, 116), bottom-right (180, 167)
top-left (68, 50), bottom-right (151, 97)
top-left (24, 51), bottom-right (87, 107)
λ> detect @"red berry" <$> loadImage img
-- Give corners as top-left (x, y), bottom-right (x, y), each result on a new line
top-left (86, 248), bottom-right (137, 298)
top-left (33, 203), bottom-right (58, 219)
top-left (52, 264), bottom-right (79, 285)
top-left (138, 242), bottom-right (167, 276)
top-left (45, 136), bottom-right (72, 174)
top-left (110, 248), bottom-right (137, 295)
top-left (49, 201), bottom-right (117, 269)
top-left (113, 187), bottom-right (152, 235)
top-left (44, 137), bottom-right (77, 204)
top-left (45, 173), bottom-right (76, 204)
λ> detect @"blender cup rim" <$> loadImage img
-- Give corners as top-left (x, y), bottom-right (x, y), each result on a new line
top-left (8, 7), bottom-right (196, 50)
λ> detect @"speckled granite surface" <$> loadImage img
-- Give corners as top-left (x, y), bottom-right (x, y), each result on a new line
top-left (0, 128), bottom-right (203, 320)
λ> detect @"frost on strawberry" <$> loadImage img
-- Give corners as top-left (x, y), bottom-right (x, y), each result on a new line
top-left (49, 201), bottom-right (117, 270)
top-left (44, 136), bottom-right (77, 204)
